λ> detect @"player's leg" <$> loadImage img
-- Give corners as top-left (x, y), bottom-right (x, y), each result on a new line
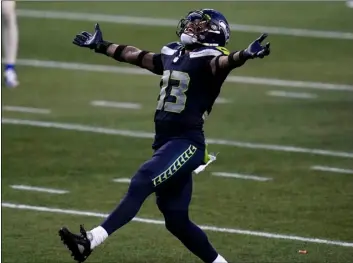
top-left (59, 157), bottom-right (157, 262)
top-left (96, 158), bottom-right (157, 236)
top-left (156, 175), bottom-right (228, 262)
top-left (96, 140), bottom-right (206, 239)
top-left (2, 1), bottom-right (19, 88)
top-left (59, 139), bottom-right (204, 262)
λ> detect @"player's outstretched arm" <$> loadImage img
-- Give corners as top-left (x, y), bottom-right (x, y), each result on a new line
top-left (73, 23), bottom-right (163, 75)
top-left (105, 44), bottom-right (162, 75)
top-left (210, 33), bottom-right (270, 75)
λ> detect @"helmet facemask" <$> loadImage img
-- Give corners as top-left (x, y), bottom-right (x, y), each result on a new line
top-left (176, 11), bottom-right (211, 47)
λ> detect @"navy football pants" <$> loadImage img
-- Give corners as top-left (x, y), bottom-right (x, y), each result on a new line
top-left (101, 139), bottom-right (219, 263)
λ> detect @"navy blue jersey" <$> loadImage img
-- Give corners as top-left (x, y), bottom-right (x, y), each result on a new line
top-left (152, 42), bottom-right (230, 150)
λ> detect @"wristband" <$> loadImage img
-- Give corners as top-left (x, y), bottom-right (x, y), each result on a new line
top-left (227, 50), bottom-right (249, 67)
top-left (95, 41), bottom-right (113, 55)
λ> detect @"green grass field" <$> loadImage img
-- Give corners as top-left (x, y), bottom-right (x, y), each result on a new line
top-left (2, 1), bottom-right (353, 263)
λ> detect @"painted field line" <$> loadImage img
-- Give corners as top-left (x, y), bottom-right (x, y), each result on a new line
top-left (16, 9), bottom-right (353, 40)
top-left (2, 118), bottom-right (353, 159)
top-left (112, 178), bottom-right (131, 183)
top-left (13, 59), bottom-right (353, 92)
top-left (311, 166), bottom-right (353, 174)
top-left (2, 202), bottom-right (353, 247)
top-left (215, 97), bottom-right (231, 104)
top-left (91, 100), bottom-right (141, 109)
top-left (10, 185), bottom-right (68, 194)
top-left (212, 172), bottom-right (272, 182)
top-left (267, 90), bottom-right (317, 99)
top-left (2, 106), bottom-right (51, 114)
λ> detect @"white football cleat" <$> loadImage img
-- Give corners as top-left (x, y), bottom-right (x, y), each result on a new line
top-left (347, 0), bottom-right (353, 8)
top-left (4, 69), bottom-right (19, 88)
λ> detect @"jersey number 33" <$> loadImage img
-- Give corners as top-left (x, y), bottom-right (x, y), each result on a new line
top-left (156, 70), bottom-right (190, 114)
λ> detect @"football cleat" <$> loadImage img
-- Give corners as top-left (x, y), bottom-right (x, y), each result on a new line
top-left (4, 69), bottom-right (19, 88)
top-left (59, 225), bottom-right (92, 263)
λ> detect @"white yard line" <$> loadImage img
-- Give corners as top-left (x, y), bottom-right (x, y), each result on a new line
top-left (112, 178), bottom-right (131, 183)
top-left (11, 59), bottom-right (353, 92)
top-left (2, 202), bottom-right (353, 247)
top-left (227, 75), bottom-right (353, 92)
top-left (10, 185), bottom-right (68, 194)
top-left (91, 100), bottom-right (141, 109)
top-left (311, 166), bottom-right (353, 174)
top-left (267, 90), bottom-right (317, 99)
top-left (16, 9), bottom-right (353, 40)
top-left (2, 106), bottom-right (51, 114)
top-left (2, 118), bottom-right (353, 159)
top-left (212, 172), bottom-right (272, 181)
top-left (215, 97), bottom-right (231, 104)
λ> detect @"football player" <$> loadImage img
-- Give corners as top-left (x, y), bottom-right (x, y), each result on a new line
top-left (59, 9), bottom-right (270, 263)
top-left (2, 0), bottom-right (19, 88)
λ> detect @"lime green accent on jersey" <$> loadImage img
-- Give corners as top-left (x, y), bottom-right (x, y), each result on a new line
top-left (204, 144), bottom-right (210, 163)
top-left (216, 46), bottom-right (230, 55)
top-left (152, 145), bottom-right (197, 187)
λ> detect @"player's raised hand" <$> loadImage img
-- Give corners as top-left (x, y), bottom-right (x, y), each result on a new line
top-left (73, 23), bottom-right (104, 50)
top-left (244, 33), bottom-right (271, 59)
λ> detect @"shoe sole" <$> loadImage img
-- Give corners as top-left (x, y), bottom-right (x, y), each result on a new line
top-left (58, 228), bottom-right (87, 263)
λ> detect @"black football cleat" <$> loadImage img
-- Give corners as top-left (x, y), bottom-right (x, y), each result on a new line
top-left (59, 225), bottom-right (92, 262)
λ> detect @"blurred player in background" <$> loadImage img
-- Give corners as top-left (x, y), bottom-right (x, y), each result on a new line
top-left (2, 0), bottom-right (19, 88)
top-left (59, 9), bottom-right (270, 263)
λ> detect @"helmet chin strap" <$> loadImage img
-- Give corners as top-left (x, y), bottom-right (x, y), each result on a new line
top-left (180, 33), bottom-right (220, 48)
top-left (180, 33), bottom-right (198, 46)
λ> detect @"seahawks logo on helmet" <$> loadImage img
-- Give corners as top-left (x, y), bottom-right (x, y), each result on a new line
top-left (219, 20), bottom-right (230, 44)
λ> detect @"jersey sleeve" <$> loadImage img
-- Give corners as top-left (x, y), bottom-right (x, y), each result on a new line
top-left (189, 46), bottom-right (232, 85)
top-left (145, 43), bottom-right (182, 76)
top-left (157, 42), bottom-right (183, 74)
top-left (160, 42), bottom-right (182, 56)
top-left (205, 47), bottom-right (233, 80)
top-left (189, 46), bottom-right (229, 76)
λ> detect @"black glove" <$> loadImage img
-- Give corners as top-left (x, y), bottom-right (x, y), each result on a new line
top-left (73, 23), bottom-right (111, 54)
top-left (244, 33), bottom-right (271, 59)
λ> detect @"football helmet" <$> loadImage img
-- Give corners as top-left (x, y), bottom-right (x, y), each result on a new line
top-left (176, 9), bottom-right (230, 47)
